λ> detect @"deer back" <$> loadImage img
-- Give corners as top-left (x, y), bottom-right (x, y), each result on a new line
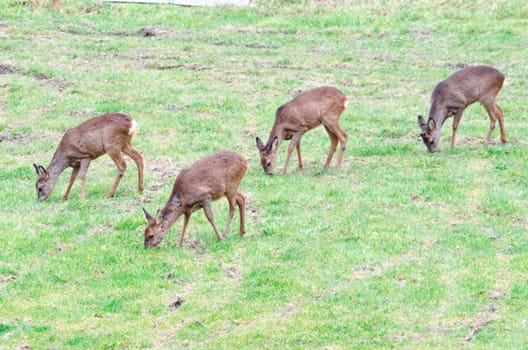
top-left (61, 112), bottom-right (136, 159)
top-left (173, 151), bottom-right (248, 205)
top-left (275, 86), bottom-right (347, 129)
top-left (430, 65), bottom-right (504, 116)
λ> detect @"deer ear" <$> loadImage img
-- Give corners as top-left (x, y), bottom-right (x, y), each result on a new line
top-left (142, 208), bottom-right (154, 223)
top-left (417, 115), bottom-right (427, 130)
top-left (270, 136), bottom-right (279, 152)
top-left (255, 137), bottom-right (265, 151)
top-left (427, 118), bottom-right (436, 131)
top-left (155, 209), bottom-right (162, 225)
top-left (34, 163), bottom-right (48, 178)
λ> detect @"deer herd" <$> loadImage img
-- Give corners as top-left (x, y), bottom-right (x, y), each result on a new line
top-left (33, 65), bottom-right (507, 248)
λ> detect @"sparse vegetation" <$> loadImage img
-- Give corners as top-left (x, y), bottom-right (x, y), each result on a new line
top-left (1, 0), bottom-right (527, 348)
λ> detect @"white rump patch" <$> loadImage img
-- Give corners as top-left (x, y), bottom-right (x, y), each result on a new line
top-left (343, 99), bottom-right (349, 109)
top-left (129, 119), bottom-right (137, 135)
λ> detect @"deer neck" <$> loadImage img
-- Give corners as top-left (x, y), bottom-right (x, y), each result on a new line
top-left (264, 124), bottom-right (284, 149)
top-left (159, 195), bottom-right (183, 230)
top-left (429, 101), bottom-right (448, 126)
top-left (45, 149), bottom-right (71, 187)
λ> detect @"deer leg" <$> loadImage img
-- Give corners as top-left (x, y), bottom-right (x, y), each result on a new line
top-left (62, 166), bottom-right (80, 200)
top-left (495, 103), bottom-right (507, 144)
top-left (178, 212), bottom-right (191, 247)
top-left (123, 143), bottom-right (144, 192)
top-left (202, 198), bottom-right (224, 241)
top-left (296, 139), bottom-right (303, 169)
top-left (323, 125), bottom-right (338, 168)
top-left (483, 101), bottom-right (507, 144)
top-left (324, 121), bottom-right (348, 168)
top-left (107, 152), bottom-right (127, 198)
top-left (282, 134), bottom-right (302, 174)
top-left (79, 158), bottom-right (91, 200)
top-left (450, 109), bottom-right (464, 149)
top-left (223, 194), bottom-right (236, 237)
top-left (235, 192), bottom-right (246, 236)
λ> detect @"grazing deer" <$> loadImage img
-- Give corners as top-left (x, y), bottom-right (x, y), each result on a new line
top-left (255, 86), bottom-right (348, 174)
top-left (53, 0), bottom-right (60, 11)
top-left (34, 112), bottom-right (144, 200)
top-left (142, 151), bottom-right (247, 248)
top-left (418, 65), bottom-right (506, 152)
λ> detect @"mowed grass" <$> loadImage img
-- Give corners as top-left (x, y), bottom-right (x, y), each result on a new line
top-left (1, 0), bottom-right (528, 348)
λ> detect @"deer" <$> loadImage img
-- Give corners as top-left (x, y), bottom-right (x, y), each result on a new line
top-left (255, 86), bottom-right (348, 175)
top-left (53, 0), bottom-right (60, 11)
top-left (417, 65), bottom-right (507, 153)
top-left (142, 151), bottom-right (247, 248)
top-left (34, 112), bottom-right (144, 200)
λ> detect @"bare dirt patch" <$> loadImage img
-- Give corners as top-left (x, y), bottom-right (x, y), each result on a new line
top-left (148, 63), bottom-right (210, 71)
top-left (0, 131), bottom-right (42, 143)
top-left (218, 261), bottom-right (242, 281)
top-left (0, 63), bottom-right (69, 91)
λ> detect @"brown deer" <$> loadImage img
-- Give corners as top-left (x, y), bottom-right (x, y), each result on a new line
top-left (53, 0), bottom-right (60, 11)
top-left (34, 112), bottom-right (144, 200)
top-left (255, 86), bottom-right (348, 174)
top-left (142, 151), bottom-right (247, 248)
top-left (418, 65), bottom-right (506, 152)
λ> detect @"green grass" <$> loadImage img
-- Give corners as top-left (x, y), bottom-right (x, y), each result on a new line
top-left (1, 0), bottom-right (528, 348)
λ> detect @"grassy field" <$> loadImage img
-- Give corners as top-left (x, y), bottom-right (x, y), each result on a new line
top-left (1, 0), bottom-right (528, 348)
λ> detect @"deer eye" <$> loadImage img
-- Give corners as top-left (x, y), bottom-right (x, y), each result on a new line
top-left (266, 162), bottom-right (271, 167)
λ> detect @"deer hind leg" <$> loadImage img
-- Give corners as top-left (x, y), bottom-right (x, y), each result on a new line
top-left (450, 109), bottom-right (464, 149)
top-left (223, 192), bottom-right (245, 237)
top-left (496, 103), bottom-right (507, 143)
top-left (123, 143), bottom-right (144, 192)
top-left (79, 158), bottom-right (91, 199)
top-left (107, 151), bottom-right (127, 198)
top-left (223, 193), bottom-right (236, 238)
top-left (323, 125), bottom-right (338, 168)
top-left (235, 192), bottom-right (246, 236)
top-left (63, 166), bottom-right (80, 200)
top-left (486, 101), bottom-right (507, 144)
top-left (324, 121), bottom-right (348, 168)
top-left (480, 99), bottom-right (503, 145)
top-left (202, 198), bottom-right (224, 241)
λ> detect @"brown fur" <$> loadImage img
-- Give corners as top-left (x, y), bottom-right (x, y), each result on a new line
top-left (418, 65), bottom-right (506, 152)
top-left (143, 151), bottom-right (247, 248)
top-left (255, 86), bottom-right (348, 174)
top-left (34, 112), bottom-right (144, 200)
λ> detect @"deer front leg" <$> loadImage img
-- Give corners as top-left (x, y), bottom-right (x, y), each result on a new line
top-left (63, 166), bottom-right (80, 200)
top-left (450, 109), bottom-right (464, 149)
top-left (282, 134), bottom-right (302, 174)
top-left (178, 212), bottom-right (191, 247)
top-left (296, 139), bottom-right (303, 169)
top-left (79, 159), bottom-right (91, 199)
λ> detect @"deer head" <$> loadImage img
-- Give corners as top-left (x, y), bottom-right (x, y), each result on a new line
top-left (255, 136), bottom-right (279, 175)
top-left (33, 163), bottom-right (55, 200)
top-left (143, 208), bottom-right (172, 248)
top-left (417, 115), bottom-right (439, 153)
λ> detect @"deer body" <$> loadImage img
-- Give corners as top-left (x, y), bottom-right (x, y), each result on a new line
top-left (418, 65), bottom-right (506, 152)
top-left (143, 151), bottom-right (247, 248)
top-left (256, 86), bottom-right (348, 174)
top-left (34, 112), bottom-right (144, 200)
